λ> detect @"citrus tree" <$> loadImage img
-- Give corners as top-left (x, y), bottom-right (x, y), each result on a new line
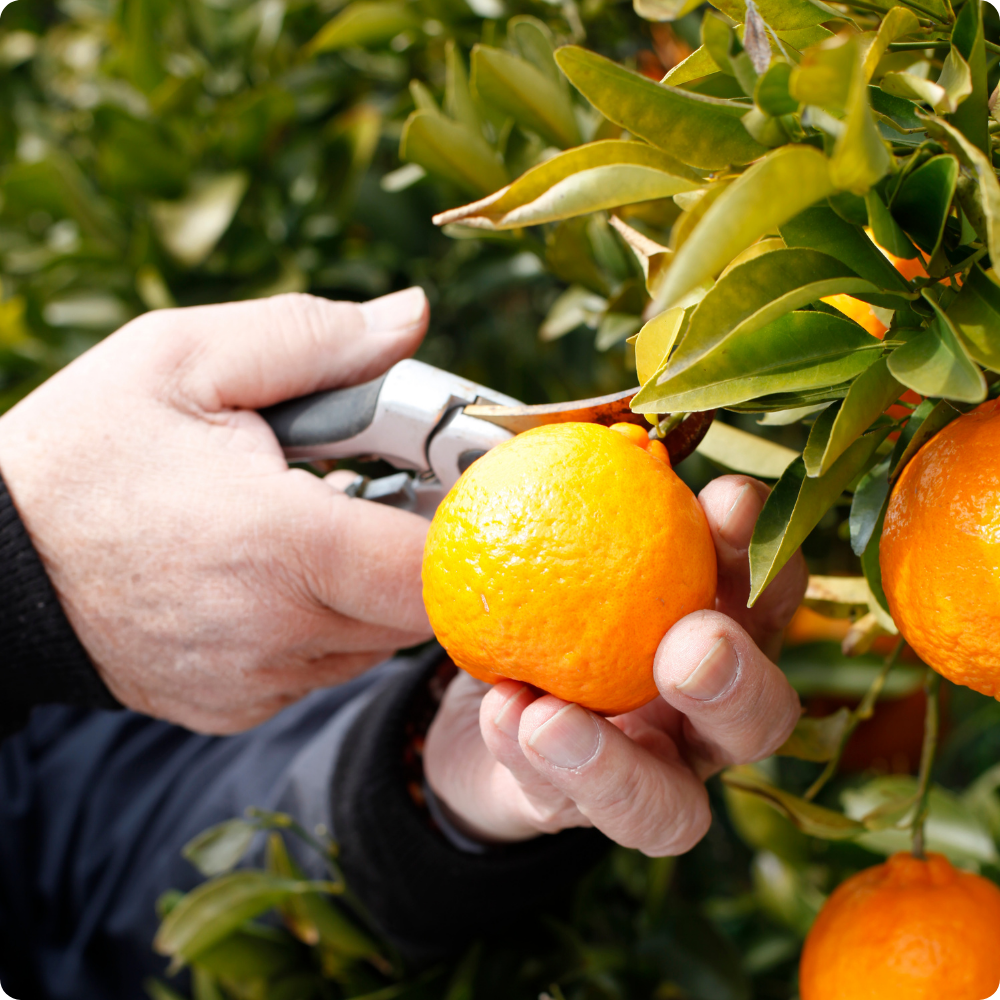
top-left (7, 0), bottom-right (1000, 997)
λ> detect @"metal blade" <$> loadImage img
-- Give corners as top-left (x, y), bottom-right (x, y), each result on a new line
top-left (464, 392), bottom-right (716, 466)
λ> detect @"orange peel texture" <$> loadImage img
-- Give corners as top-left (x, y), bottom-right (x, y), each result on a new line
top-left (422, 422), bottom-right (717, 715)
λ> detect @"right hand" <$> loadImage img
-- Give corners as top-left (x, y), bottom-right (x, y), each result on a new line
top-left (424, 475), bottom-right (807, 855)
top-left (0, 289), bottom-right (434, 733)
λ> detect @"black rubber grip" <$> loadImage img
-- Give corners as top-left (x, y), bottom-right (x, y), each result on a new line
top-left (259, 372), bottom-right (389, 449)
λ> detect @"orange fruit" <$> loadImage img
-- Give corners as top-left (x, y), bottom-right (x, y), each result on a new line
top-left (421, 422), bottom-right (717, 715)
top-left (800, 852), bottom-right (1000, 1000)
top-left (880, 399), bottom-right (1000, 697)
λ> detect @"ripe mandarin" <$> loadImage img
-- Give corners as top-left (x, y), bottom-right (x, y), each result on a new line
top-left (800, 852), bottom-right (1000, 1000)
top-left (421, 421), bottom-right (717, 715)
top-left (880, 398), bottom-right (1000, 697)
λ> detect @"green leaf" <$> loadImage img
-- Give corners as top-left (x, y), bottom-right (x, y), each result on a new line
top-left (633, 310), bottom-right (883, 414)
top-left (849, 456), bottom-right (890, 555)
top-left (194, 926), bottom-right (299, 982)
top-left (555, 46), bottom-right (768, 170)
top-left (755, 62), bottom-right (798, 116)
top-left (150, 172), bottom-right (248, 268)
top-left (921, 114), bottom-right (1000, 268)
top-left (869, 85), bottom-right (924, 132)
top-left (663, 46), bottom-right (722, 86)
top-left (145, 979), bottom-right (189, 1000)
top-left (400, 111), bottom-right (507, 197)
top-left (882, 46), bottom-right (973, 115)
top-left (751, 851), bottom-right (826, 936)
top-left (445, 41), bottom-right (480, 134)
top-left (946, 263), bottom-right (1000, 371)
top-left (635, 306), bottom-right (687, 384)
top-left (779, 204), bottom-right (911, 303)
top-left (307, 1), bottom-right (417, 53)
top-left (154, 872), bottom-right (340, 969)
top-left (653, 144), bottom-right (835, 311)
top-left (709, 0), bottom-right (836, 31)
top-left (635, 0), bottom-right (705, 19)
top-left (777, 707), bottom-right (852, 762)
top-left (948, 0), bottom-right (989, 156)
top-left (748, 426), bottom-right (889, 604)
top-left (665, 247), bottom-right (881, 380)
top-left (860, 482), bottom-right (891, 615)
top-left (182, 819), bottom-right (258, 877)
top-left (891, 154), bottom-right (958, 255)
top-left (865, 189), bottom-right (917, 259)
top-left (596, 312), bottom-right (643, 350)
top-left (432, 141), bottom-right (701, 230)
top-left (842, 776), bottom-right (1000, 867)
top-left (702, 12), bottom-right (737, 77)
top-left (472, 45), bottom-right (580, 149)
top-left (886, 295), bottom-right (987, 403)
top-left (861, 6), bottom-right (921, 82)
top-left (803, 357), bottom-right (902, 477)
top-left (721, 768), bottom-right (865, 840)
top-left (509, 16), bottom-right (561, 85)
top-left (789, 39), bottom-right (854, 109)
top-left (695, 421), bottom-right (801, 478)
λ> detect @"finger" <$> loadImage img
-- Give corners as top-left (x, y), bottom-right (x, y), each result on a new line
top-left (517, 695), bottom-right (712, 856)
top-left (277, 469), bottom-right (433, 637)
top-left (655, 609), bottom-right (802, 778)
top-left (480, 680), bottom-right (554, 788)
top-left (698, 474), bottom-right (808, 658)
top-left (146, 287), bottom-right (428, 411)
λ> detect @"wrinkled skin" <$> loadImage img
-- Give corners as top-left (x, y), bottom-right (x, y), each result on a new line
top-left (0, 289), bottom-right (433, 733)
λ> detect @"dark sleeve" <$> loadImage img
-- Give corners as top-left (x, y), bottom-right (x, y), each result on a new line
top-left (0, 651), bottom-right (608, 1000)
top-left (0, 472), bottom-right (120, 736)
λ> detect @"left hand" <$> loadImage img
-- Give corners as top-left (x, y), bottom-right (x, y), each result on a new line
top-left (423, 474), bottom-right (807, 856)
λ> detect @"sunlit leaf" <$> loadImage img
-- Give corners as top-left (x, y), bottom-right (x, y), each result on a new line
top-left (887, 295), bottom-right (987, 403)
top-left (182, 819), bottom-right (258, 877)
top-left (882, 46), bottom-right (972, 115)
top-left (432, 141), bottom-right (701, 230)
top-left (307, 1), bottom-right (417, 53)
top-left (662, 46), bottom-right (722, 86)
top-left (695, 420), bottom-right (800, 478)
top-left (633, 311), bottom-right (883, 414)
top-left (710, 0), bottom-right (837, 30)
top-left (861, 6), bottom-right (921, 82)
top-left (665, 247), bottom-right (881, 379)
top-left (154, 872), bottom-right (340, 969)
top-left (748, 425), bottom-right (889, 604)
top-left (555, 46), bottom-right (768, 170)
top-left (635, 306), bottom-right (686, 384)
top-left (509, 16), bottom-right (562, 85)
top-left (472, 45), bottom-right (580, 149)
top-left (842, 776), bottom-right (1000, 867)
top-left (400, 110), bottom-right (507, 196)
top-left (445, 41), bottom-right (480, 133)
top-left (653, 145), bottom-right (835, 311)
top-left (635, 0), bottom-right (705, 18)
top-left (803, 357), bottom-right (902, 477)
top-left (721, 767), bottom-right (865, 839)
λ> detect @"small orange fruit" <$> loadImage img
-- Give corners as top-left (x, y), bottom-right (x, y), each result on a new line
top-left (800, 852), bottom-right (1000, 1000)
top-left (880, 398), bottom-right (1000, 697)
top-left (422, 422), bottom-right (717, 715)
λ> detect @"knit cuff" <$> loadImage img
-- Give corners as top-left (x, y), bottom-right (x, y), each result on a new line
top-left (0, 471), bottom-right (120, 737)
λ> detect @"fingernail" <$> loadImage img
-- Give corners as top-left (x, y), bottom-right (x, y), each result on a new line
top-left (494, 686), bottom-right (528, 740)
top-left (359, 287), bottom-right (427, 334)
top-left (719, 484), bottom-right (761, 549)
top-left (677, 636), bottom-right (739, 701)
top-left (528, 703), bottom-right (601, 769)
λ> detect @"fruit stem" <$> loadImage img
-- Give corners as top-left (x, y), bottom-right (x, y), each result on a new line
top-left (804, 636), bottom-right (905, 802)
top-left (911, 669), bottom-right (941, 860)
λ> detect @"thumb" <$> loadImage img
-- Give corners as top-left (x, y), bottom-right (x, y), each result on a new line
top-left (158, 287), bottom-right (429, 412)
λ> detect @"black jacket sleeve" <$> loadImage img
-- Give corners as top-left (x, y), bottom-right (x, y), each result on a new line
top-left (0, 651), bottom-right (609, 1000)
top-left (0, 473), bottom-right (120, 736)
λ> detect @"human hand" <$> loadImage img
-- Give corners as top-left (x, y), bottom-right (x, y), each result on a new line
top-left (0, 289), bottom-right (433, 733)
top-left (423, 474), bottom-right (807, 854)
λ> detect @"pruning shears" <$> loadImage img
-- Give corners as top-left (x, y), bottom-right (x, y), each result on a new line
top-left (261, 359), bottom-right (714, 518)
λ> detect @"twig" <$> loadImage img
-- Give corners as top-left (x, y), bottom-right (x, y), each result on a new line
top-left (911, 669), bottom-right (941, 859)
top-left (804, 636), bottom-right (905, 801)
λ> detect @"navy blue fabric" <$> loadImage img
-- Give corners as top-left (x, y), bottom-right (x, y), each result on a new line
top-left (0, 670), bottom-right (379, 1000)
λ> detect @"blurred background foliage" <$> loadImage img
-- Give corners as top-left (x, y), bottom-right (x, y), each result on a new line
top-left (5, 1), bottom-right (1000, 999)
